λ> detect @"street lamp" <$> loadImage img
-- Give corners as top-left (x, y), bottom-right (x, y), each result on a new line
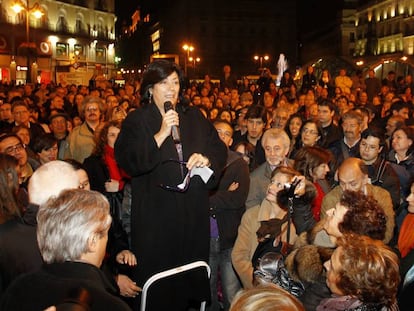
top-left (254, 55), bottom-right (270, 70)
top-left (188, 56), bottom-right (200, 78)
top-left (12, 0), bottom-right (43, 83)
top-left (182, 44), bottom-right (194, 76)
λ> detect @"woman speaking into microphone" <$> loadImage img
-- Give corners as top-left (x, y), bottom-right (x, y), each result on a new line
top-left (115, 60), bottom-right (227, 310)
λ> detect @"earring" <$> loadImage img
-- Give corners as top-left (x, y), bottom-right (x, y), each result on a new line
top-left (149, 92), bottom-right (153, 105)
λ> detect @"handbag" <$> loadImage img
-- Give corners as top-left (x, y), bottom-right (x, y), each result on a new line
top-left (253, 252), bottom-right (305, 298)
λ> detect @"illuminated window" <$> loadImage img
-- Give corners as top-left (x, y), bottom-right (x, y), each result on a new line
top-left (96, 47), bottom-right (106, 62)
top-left (56, 42), bottom-right (68, 57)
top-left (74, 44), bottom-right (83, 56)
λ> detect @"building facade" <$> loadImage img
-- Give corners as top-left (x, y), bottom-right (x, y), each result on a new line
top-left (354, 0), bottom-right (414, 76)
top-left (299, 0), bottom-right (413, 79)
top-left (0, 0), bottom-right (116, 85)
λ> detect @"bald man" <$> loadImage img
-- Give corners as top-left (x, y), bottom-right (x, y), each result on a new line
top-left (320, 157), bottom-right (395, 244)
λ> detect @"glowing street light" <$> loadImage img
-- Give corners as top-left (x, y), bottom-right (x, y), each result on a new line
top-left (254, 55), bottom-right (270, 70)
top-left (182, 44), bottom-right (194, 76)
top-left (188, 56), bottom-right (200, 78)
top-left (189, 56), bottom-right (200, 69)
top-left (12, 0), bottom-right (44, 83)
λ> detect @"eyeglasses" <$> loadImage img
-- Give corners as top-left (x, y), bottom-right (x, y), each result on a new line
top-left (4, 143), bottom-right (25, 155)
top-left (158, 159), bottom-right (191, 192)
top-left (85, 107), bottom-right (99, 113)
top-left (302, 128), bottom-right (319, 136)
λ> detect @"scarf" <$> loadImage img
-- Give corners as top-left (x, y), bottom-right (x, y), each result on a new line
top-left (104, 145), bottom-right (126, 191)
top-left (317, 295), bottom-right (362, 311)
top-left (398, 213), bottom-right (414, 258)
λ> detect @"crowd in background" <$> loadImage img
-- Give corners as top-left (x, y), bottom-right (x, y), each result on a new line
top-left (1, 62), bottom-right (414, 311)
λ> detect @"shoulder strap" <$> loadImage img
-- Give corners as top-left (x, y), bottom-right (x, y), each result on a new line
top-left (286, 197), bottom-right (294, 245)
top-left (372, 158), bottom-right (388, 185)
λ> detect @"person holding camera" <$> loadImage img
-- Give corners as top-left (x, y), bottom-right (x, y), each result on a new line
top-left (231, 166), bottom-right (315, 289)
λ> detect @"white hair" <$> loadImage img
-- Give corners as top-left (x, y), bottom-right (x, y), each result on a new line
top-left (28, 160), bottom-right (79, 205)
top-left (37, 189), bottom-right (111, 263)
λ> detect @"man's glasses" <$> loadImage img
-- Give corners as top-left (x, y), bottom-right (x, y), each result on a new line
top-left (159, 159), bottom-right (191, 192)
top-left (85, 107), bottom-right (99, 113)
top-left (4, 143), bottom-right (25, 155)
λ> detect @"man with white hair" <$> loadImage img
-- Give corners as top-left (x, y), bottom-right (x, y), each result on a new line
top-left (24, 160), bottom-right (79, 225)
top-left (0, 189), bottom-right (131, 311)
top-left (245, 128), bottom-right (293, 208)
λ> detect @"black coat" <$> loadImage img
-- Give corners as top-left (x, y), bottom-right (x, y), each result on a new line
top-left (115, 103), bottom-right (227, 309)
top-left (209, 150), bottom-right (250, 250)
top-left (82, 155), bottom-right (130, 275)
top-left (83, 155), bottom-right (109, 194)
top-left (0, 262), bottom-right (131, 311)
top-left (0, 217), bottom-right (43, 296)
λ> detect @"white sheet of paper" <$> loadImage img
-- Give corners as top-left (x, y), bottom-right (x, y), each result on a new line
top-left (190, 166), bottom-right (213, 183)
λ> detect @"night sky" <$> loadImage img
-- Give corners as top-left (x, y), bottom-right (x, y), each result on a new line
top-left (115, 1), bottom-right (138, 26)
top-left (115, 0), bottom-right (341, 34)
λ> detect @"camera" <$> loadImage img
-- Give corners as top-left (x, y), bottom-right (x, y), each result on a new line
top-left (283, 178), bottom-right (301, 198)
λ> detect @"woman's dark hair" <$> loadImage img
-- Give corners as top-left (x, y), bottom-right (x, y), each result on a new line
top-left (285, 113), bottom-right (305, 139)
top-left (92, 120), bottom-right (122, 158)
top-left (119, 98), bottom-right (130, 110)
top-left (216, 108), bottom-right (234, 123)
top-left (0, 154), bottom-right (20, 221)
top-left (338, 190), bottom-right (386, 241)
top-left (32, 133), bottom-right (58, 153)
top-left (300, 120), bottom-right (325, 147)
top-left (293, 146), bottom-right (331, 181)
top-left (233, 140), bottom-right (257, 172)
top-left (140, 60), bottom-right (186, 106)
top-left (393, 126), bottom-right (414, 155)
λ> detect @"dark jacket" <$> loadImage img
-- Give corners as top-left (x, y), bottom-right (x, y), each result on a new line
top-left (0, 262), bottom-right (131, 311)
top-left (209, 150), bottom-right (250, 250)
top-left (387, 150), bottom-right (414, 196)
top-left (82, 155), bottom-right (130, 275)
top-left (301, 73), bottom-right (317, 93)
top-left (83, 155), bottom-right (109, 194)
top-left (232, 133), bottom-right (265, 166)
top-left (366, 157), bottom-right (401, 211)
top-left (320, 122), bottom-right (342, 149)
top-left (25, 121), bottom-right (46, 150)
top-left (0, 217), bottom-right (43, 296)
top-left (115, 103), bottom-right (227, 310)
top-left (329, 138), bottom-right (361, 172)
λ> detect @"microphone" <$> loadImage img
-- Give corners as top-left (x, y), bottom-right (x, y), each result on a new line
top-left (164, 101), bottom-right (181, 144)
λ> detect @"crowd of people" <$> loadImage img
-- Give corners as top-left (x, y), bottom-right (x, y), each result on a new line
top-left (0, 61), bottom-right (414, 310)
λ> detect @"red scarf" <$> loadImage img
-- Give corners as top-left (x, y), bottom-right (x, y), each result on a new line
top-left (398, 213), bottom-right (414, 258)
top-left (311, 182), bottom-right (325, 222)
top-left (103, 145), bottom-right (129, 191)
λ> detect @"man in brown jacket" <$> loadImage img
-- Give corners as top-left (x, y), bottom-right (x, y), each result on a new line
top-left (320, 157), bottom-right (395, 244)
